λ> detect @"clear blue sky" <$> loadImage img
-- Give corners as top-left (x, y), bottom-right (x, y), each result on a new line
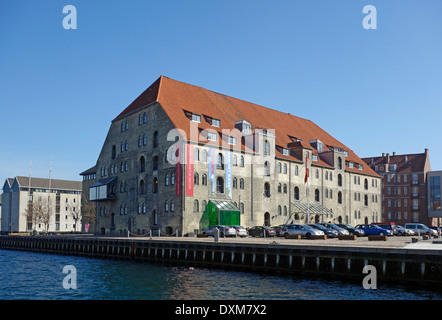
top-left (1, 0), bottom-right (441, 185)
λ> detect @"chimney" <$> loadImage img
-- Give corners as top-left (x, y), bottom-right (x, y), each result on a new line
top-left (386, 153), bottom-right (390, 163)
top-left (425, 148), bottom-right (429, 156)
top-left (382, 153), bottom-right (385, 157)
top-left (392, 152), bottom-right (396, 156)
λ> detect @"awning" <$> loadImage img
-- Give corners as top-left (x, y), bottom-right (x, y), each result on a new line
top-left (90, 177), bottom-right (117, 188)
top-left (291, 202), bottom-right (332, 215)
top-left (210, 199), bottom-right (240, 212)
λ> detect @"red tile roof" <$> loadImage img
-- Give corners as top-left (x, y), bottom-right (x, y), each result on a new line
top-left (114, 76), bottom-right (379, 177)
top-left (362, 150), bottom-right (431, 174)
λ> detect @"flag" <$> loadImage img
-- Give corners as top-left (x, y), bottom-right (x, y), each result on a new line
top-left (304, 153), bottom-right (309, 184)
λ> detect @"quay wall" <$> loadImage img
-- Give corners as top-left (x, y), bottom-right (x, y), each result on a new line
top-left (1, 236), bottom-right (441, 286)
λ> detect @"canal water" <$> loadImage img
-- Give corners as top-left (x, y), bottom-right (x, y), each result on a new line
top-left (1, 249), bottom-right (441, 300)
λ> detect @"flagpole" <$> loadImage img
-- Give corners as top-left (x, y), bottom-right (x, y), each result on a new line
top-left (307, 176), bottom-right (309, 224)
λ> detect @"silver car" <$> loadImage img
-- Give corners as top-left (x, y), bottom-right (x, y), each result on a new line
top-left (396, 225), bottom-right (414, 236)
top-left (282, 224), bottom-right (324, 239)
top-left (318, 223), bottom-right (349, 236)
top-left (202, 225), bottom-right (237, 238)
top-left (230, 225), bottom-right (248, 237)
top-left (404, 223), bottom-right (438, 236)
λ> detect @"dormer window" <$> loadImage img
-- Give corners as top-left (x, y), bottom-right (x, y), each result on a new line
top-left (282, 148), bottom-right (290, 156)
top-left (312, 154), bottom-right (318, 162)
top-left (207, 132), bottom-right (217, 141)
top-left (191, 114), bottom-right (201, 123)
top-left (212, 118), bottom-right (221, 127)
top-left (348, 162), bottom-right (354, 169)
top-left (235, 120), bottom-right (251, 135)
top-left (228, 136), bottom-right (237, 145)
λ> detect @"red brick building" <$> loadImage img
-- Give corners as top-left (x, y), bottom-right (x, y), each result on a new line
top-left (362, 149), bottom-right (433, 225)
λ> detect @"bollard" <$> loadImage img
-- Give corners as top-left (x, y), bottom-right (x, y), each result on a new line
top-left (214, 228), bottom-right (219, 243)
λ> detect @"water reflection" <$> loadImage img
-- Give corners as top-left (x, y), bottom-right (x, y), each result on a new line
top-left (1, 250), bottom-right (441, 300)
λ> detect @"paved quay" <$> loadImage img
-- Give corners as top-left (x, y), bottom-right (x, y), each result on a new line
top-left (103, 234), bottom-right (442, 250)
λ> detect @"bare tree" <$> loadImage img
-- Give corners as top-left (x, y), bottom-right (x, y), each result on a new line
top-left (67, 198), bottom-right (82, 232)
top-left (81, 193), bottom-right (96, 233)
top-left (24, 201), bottom-right (39, 231)
top-left (35, 197), bottom-right (53, 233)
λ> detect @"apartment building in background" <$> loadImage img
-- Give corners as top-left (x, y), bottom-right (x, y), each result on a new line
top-left (427, 170), bottom-right (442, 226)
top-left (82, 75), bottom-right (382, 236)
top-left (362, 149), bottom-right (433, 225)
top-left (1, 176), bottom-right (82, 233)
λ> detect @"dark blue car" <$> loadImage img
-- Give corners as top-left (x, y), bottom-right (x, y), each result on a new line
top-left (355, 224), bottom-right (393, 236)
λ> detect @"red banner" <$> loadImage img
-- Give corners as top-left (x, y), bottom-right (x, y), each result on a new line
top-left (186, 144), bottom-right (194, 196)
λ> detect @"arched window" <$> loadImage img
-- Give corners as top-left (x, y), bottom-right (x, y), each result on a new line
top-left (278, 163), bottom-right (282, 173)
top-left (216, 177), bottom-right (224, 193)
top-left (153, 210), bottom-right (158, 225)
top-left (202, 200), bottom-right (207, 212)
top-left (364, 194), bottom-right (368, 206)
top-left (194, 148), bottom-right (199, 161)
top-left (143, 112), bottom-right (147, 123)
top-left (140, 156), bottom-right (146, 173)
top-left (153, 178), bottom-right (158, 193)
top-left (325, 171), bottom-right (328, 180)
top-left (264, 161), bottom-right (270, 176)
top-left (139, 114), bottom-right (143, 125)
top-left (294, 186), bottom-right (300, 200)
top-left (233, 177), bottom-right (237, 189)
top-left (194, 172), bottom-right (199, 185)
top-left (338, 174), bottom-right (342, 187)
top-left (283, 184), bottom-right (287, 194)
top-left (112, 145), bottom-right (116, 160)
top-left (233, 155), bottom-right (237, 166)
top-left (165, 174), bottom-right (169, 186)
top-left (153, 131), bottom-right (158, 148)
top-left (315, 189), bottom-right (320, 202)
top-left (138, 135), bottom-right (142, 147)
top-left (295, 166), bottom-right (299, 176)
top-left (202, 174), bottom-right (207, 186)
top-left (193, 200), bottom-right (199, 212)
top-left (240, 178), bottom-right (244, 189)
top-left (264, 182), bottom-right (271, 197)
top-left (283, 164), bottom-right (287, 174)
top-left (284, 206), bottom-right (287, 216)
top-left (202, 149), bottom-right (208, 162)
top-left (278, 183), bottom-right (282, 193)
top-left (165, 201), bottom-right (169, 212)
top-left (170, 200), bottom-right (175, 212)
top-left (278, 205), bottom-right (282, 215)
top-left (171, 173), bottom-right (175, 185)
top-left (217, 153), bottom-right (224, 170)
top-left (152, 156), bottom-right (158, 171)
top-left (338, 191), bottom-right (342, 204)
top-left (364, 178), bottom-right (368, 190)
top-left (240, 156), bottom-right (244, 167)
top-left (338, 157), bottom-right (342, 170)
top-left (264, 140), bottom-right (270, 156)
top-left (139, 179), bottom-right (145, 195)
top-left (143, 134), bottom-right (147, 146)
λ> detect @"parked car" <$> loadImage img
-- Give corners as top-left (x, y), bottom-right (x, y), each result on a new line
top-left (230, 225), bottom-right (248, 237)
top-left (404, 223), bottom-right (438, 236)
top-left (355, 224), bottom-right (393, 236)
top-left (395, 225), bottom-right (414, 236)
top-left (202, 225), bottom-right (237, 237)
top-left (248, 226), bottom-right (276, 237)
top-left (371, 222), bottom-right (398, 236)
top-left (317, 223), bottom-right (349, 236)
top-left (272, 225), bottom-right (286, 237)
top-left (308, 224), bottom-right (339, 238)
top-left (336, 224), bottom-right (364, 237)
top-left (281, 224), bottom-right (324, 239)
top-left (429, 226), bottom-right (442, 234)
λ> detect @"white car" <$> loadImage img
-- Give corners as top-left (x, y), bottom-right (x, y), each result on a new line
top-left (404, 223), bottom-right (437, 236)
top-left (202, 225), bottom-right (237, 238)
top-left (229, 225), bottom-right (248, 237)
top-left (396, 225), bottom-right (414, 236)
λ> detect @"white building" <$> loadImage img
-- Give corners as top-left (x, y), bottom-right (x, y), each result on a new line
top-left (1, 176), bottom-right (82, 233)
